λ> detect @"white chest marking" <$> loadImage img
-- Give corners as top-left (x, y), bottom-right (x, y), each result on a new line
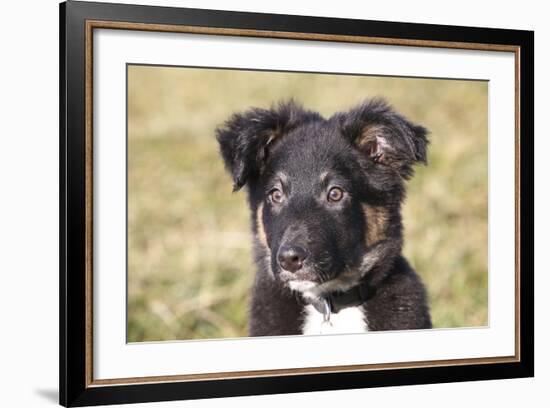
top-left (302, 305), bottom-right (369, 335)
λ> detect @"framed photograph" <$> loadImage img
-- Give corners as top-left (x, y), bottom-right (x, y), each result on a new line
top-left (60, 1), bottom-right (534, 406)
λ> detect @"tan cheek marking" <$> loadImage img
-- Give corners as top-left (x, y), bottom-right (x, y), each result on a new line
top-left (256, 203), bottom-right (268, 248)
top-left (362, 204), bottom-right (389, 247)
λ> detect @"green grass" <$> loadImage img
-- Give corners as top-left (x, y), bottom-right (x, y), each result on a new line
top-left (127, 66), bottom-right (488, 342)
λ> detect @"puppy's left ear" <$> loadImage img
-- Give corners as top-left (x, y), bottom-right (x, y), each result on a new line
top-left (337, 98), bottom-right (429, 179)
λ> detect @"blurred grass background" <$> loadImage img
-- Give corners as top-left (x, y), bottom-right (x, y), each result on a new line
top-left (127, 65), bottom-right (488, 342)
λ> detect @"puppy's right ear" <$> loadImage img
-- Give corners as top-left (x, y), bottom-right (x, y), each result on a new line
top-left (216, 101), bottom-right (320, 191)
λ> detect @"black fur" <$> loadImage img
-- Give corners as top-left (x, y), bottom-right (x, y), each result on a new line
top-left (216, 99), bottom-right (432, 336)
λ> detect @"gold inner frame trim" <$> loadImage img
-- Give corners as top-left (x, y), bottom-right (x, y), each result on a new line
top-left (84, 19), bottom-right (521, 388)
top-left (90, 356), bottom-right (516, 387)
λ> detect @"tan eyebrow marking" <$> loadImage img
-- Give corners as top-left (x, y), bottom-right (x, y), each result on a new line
top-left (276, 172), bottom-right (288, 184)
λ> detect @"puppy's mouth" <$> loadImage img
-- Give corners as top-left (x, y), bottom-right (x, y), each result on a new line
top-left (275, 247), bottom-right (383, 300)
top-left (278, 268), bottom-right (319, 285)
top-left (278, 265), bottom-right (363, 301)
top-left (279, 269), bottom-right (321, 299)
top-left (277, 265), bottom-right (344, 300)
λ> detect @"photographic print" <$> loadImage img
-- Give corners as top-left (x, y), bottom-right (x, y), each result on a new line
top-left (127, 66), bottom-right (488, 342)
top-left (60, 2), bottom-right (532, 405)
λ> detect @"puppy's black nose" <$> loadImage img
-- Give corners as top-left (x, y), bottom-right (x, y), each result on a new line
top-left (277, 245), bottom-right (308, 273)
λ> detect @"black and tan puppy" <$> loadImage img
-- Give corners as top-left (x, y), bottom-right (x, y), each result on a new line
top-left (216, 99), bottom-right (432, 336)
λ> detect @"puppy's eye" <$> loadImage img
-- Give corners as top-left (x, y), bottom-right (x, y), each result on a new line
top-left (327, 187), bottom-right (344, 203)
top-left (269, 188), bottom-right (285, 204)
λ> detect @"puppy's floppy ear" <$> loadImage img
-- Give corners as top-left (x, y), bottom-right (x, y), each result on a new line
top-left (336, 98), bottom-right (429, 179)
top-left (216, 100), bottom-right (321, 191)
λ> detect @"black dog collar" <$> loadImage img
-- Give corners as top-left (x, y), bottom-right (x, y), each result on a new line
top-left (307, 280), bottom-right (374, 315)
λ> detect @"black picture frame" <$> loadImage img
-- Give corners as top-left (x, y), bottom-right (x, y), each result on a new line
top-left (60, 1), bottom-right (534, 406)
